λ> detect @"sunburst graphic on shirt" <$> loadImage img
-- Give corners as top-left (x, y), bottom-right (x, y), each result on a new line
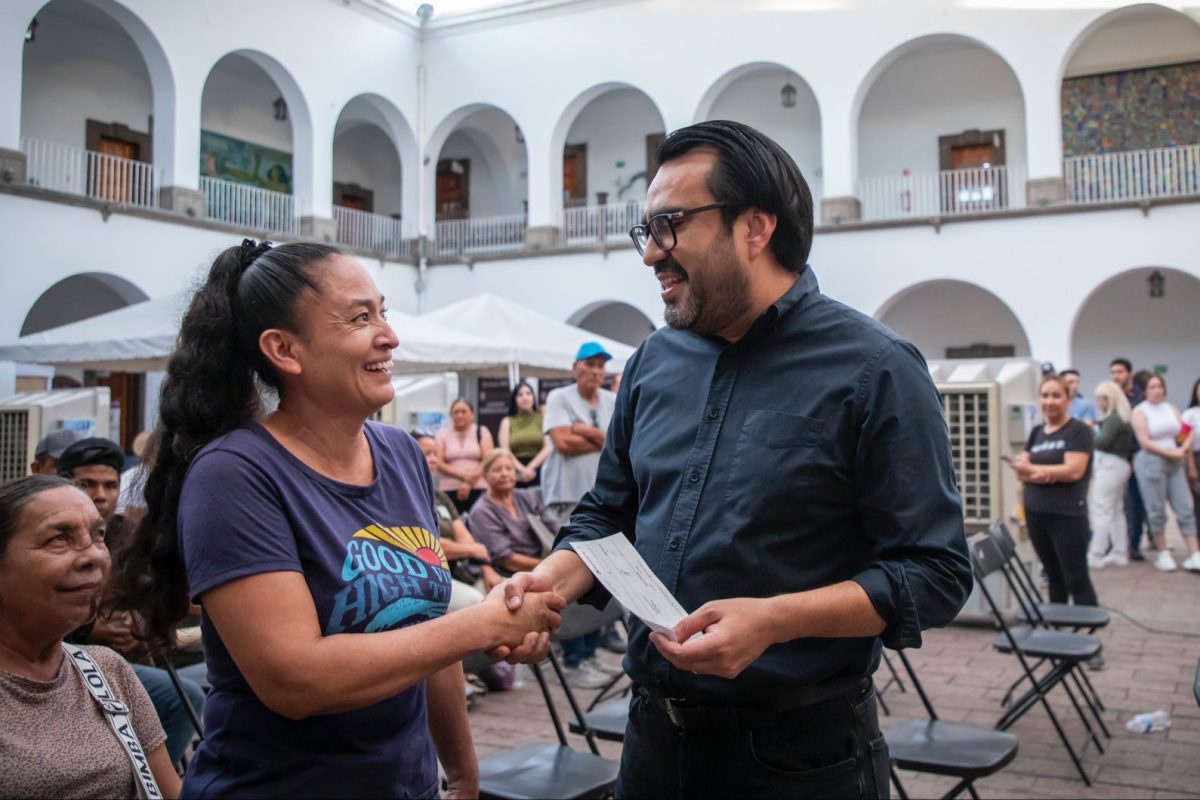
top-left (354, 524), bottom-right (448, 570)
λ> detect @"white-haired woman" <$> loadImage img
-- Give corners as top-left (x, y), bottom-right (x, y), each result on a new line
top-left (1088, 381), bottom-right (1134, 567)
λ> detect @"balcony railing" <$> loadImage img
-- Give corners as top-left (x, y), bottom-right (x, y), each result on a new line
top-left (560, 201), bottom-right (644, 248)
top-left (22, 137), bottom-right (160, 209)
top-left (858, 165), bottom-right (1024, 222)
top-left (1064, 144), bottom-right (1200, 204)
top-left (333, 205), bottom-right (414, 258)
top-left (433, 213), bottom-right (528, 257)
top-left (200, 176), bottom-right (299, 235)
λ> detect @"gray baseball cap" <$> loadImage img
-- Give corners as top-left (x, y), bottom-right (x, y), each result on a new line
top-left (34, 429), bottom-right (83, 460)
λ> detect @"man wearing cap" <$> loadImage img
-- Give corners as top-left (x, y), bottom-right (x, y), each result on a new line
top-left (58, 436), bottom-right (207, 767)
top-left (29, 429), bottom-right (82, 475)
top-left (541, 342), bottom-right (619, 688)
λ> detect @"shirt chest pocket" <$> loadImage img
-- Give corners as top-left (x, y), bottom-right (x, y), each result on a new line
top-left (722, 410), bottom-right (827, 510)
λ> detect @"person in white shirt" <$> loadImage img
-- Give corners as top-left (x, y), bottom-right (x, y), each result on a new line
top-left (1131, 374), bottom-right (1199, 572)
top-left (1182, 377), bottom-right (1200, 530)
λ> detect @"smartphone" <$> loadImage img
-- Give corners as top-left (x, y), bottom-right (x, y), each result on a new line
top-left (999, 454), bottom-right (1013, 464)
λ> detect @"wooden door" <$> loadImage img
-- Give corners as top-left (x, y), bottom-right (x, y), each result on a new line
top-left (436, 160), bottom-right (470, 220)
top-left (950, 144), bottom-right (995, 170)
top-left (563, 143), bottom-right (587, 206)
top-left (95, 136), bottom-right (136, 203)
top-left (95, 372), bottom-right (144, 450)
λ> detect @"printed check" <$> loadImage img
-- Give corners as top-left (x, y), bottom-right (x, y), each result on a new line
top-left (569, 533), bottom-right (689, 640)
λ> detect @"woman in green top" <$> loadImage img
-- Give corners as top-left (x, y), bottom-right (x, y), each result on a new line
top-left (499, 382), bottom-right (551, 488)
top-left (1088, 380), bottom-right (1134, 567)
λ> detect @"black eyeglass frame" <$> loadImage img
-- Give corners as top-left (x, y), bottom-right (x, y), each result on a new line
top-left (629, 203), bottom-right (726, 255)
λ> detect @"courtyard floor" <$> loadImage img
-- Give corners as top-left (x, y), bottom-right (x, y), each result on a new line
top-left (465, 535), bottom-right (1200, 799)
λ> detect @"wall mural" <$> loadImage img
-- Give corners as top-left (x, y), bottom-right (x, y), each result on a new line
top-left (200, 130), bottom-right (293, 193)
top-left (1062, 61), bottom-right (1200, 157)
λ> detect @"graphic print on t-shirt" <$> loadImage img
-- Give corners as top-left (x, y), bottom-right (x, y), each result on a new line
top-left (325, 523), bottom-right (451, 635)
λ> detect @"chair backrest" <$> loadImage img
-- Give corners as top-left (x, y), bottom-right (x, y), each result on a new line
top-left (989, 521), bottom-right (1018, 558)
top-left (554, 599), bottom-right (624, 641)
top-left (969, 532), bottom-right (1008, 580)
top-left (892, 649), bottom-right (939, 721)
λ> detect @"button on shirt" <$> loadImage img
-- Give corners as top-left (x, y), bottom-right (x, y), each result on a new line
top-left (555, 266), bottom-right (972, 709)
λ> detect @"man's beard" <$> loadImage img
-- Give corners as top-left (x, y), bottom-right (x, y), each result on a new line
top-left (659, 253), bottom-right (751, 337)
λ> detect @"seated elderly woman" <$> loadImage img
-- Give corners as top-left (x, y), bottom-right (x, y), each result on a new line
top-left (0, 475), bottom-right (180, 799)
top-left (468, 449), bottom-right (560, 574)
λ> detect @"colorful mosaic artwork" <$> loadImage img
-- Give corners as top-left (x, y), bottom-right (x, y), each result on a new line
top-left (1062, 61), bottom-right (1200, 156)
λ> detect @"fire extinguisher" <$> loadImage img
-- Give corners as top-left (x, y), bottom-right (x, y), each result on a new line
top-left (901, 168), bottom-right (912, 213)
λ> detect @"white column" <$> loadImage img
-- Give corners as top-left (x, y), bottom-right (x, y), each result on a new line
top-left (294, 106), bottom-right (336, 241)
top-left (0, 3), bottom-right (39, 179)
top-left (818, 93), bottom-right (860, 222)
top-left (524, 125), bottom-right (557, 228)
top-left (1016, 58), bottom-right (1066, 205)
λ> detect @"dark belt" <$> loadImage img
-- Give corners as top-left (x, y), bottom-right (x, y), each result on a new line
top-left (642, 676), bottom-right (869, 732)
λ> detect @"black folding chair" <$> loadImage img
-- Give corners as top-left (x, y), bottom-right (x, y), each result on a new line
top-left (551, 601), bottom-right (633, 743)
top-left (985, 523), bottom-right (1110, 732)
top-left (875, 649), bottom-right (907, 716)
top-left (885, 650), bottom-right (1018, 800)
top-left (968, 534), bottom-right (1103, 785)
top-left (463, 649), bottom-right (619, 800)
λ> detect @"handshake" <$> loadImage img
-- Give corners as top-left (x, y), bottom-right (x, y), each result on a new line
top-left (476, 572), bottom-right (565, 664)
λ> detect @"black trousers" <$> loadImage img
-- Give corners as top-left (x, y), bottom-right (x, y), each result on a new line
top-left (616, 681), bottom-right (889, 799)
top-left (1026, 509), bottom-right (1098, 606)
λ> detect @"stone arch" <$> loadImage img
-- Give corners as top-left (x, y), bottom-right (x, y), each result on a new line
top-left (548, 82), bottom-right (667, 208)
top-left (21, 0), bottom-right (177, 177)
top-left (199, 49), bottom-right (312, 201)
top-left (332, 93), bottom-right (418, 222)
top-left (425, 103), bottom-right (529, 224)
top-left (1070, 266), bottom-right (1200, 406)
top-left (567, 300), bottom-right (657, 347)
top-left (21, 272), bottom-right (148, 335)
top-left (875, 280), bottom-right (1031, 360)
top-left (1058, 3), bottom-right (1200, 85)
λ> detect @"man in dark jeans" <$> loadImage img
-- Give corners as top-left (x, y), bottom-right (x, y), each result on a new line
top-left (1111, 358), bottom-right (1147, 559)
top-left (496, 122), bottom-right (973, 798)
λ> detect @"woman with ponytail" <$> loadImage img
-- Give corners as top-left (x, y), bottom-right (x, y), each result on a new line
top-left (112, 240), bottom-right (564, 798)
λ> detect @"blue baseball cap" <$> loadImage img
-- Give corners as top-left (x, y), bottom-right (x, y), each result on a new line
top-left (575, 342), bottom-right (613, 363)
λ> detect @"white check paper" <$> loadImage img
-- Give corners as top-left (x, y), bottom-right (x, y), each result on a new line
top-left (570, 533), bottom-right (689, 640)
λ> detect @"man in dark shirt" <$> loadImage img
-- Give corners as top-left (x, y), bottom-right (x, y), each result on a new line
top-left (496, 121), bottom-right (972, 798)
top-left (1110, 357), bottom-right (1148, 559)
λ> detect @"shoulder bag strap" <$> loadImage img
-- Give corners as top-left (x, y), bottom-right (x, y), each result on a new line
top-left (61, 643), bottom-right (164, 800)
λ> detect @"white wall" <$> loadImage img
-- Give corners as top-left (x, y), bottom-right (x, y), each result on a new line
top-left (706, 70), bottom-right (823, 200)
top-left (333, 124), bottom-right (404, 217)
top-left (565, 88), bottom-right (664, 206)
top-left (1067, 7), bottom-right (1200, 77)
top-left (439, 107), bottom-right (528, 217)
top-left (20, 4), bottom-right (152, 150)
top-left (877, 281), bottom-right (1032, 360)
top-left (859, 42), bottom-right (1026, 179)
top-left (200, 54), bottom-right (293, 154)
top-left (1072, 268), bottom-right (1200, 408)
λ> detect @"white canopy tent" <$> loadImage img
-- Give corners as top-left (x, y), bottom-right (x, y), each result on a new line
top-left (420, 293), bottom-right (637, 382)
top-left (0, 290), bottom-right (519, 373)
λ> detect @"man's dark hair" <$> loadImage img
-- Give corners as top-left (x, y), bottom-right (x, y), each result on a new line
top-left (1109, 357), bottom-right (1133, 372)
top-left (1059, 369), bottom-right (1080, 378)
top-left (656, 120), bottom-right (813, 272)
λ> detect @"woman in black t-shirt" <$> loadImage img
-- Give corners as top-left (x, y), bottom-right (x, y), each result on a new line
top-left (1009, 375), bottom-right (1097, 606)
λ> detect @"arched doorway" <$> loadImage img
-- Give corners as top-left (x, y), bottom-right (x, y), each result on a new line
top-left (855, 35), bottom-right (1026, 220)
top-left (568, 301), bottom-right (656, 347)
top-left (1071, 267), bottom-right (1200, 406)
top-left (875, 280), bottom-right (1031, 361)
top-left (21, 272), bottom-right (148, 335)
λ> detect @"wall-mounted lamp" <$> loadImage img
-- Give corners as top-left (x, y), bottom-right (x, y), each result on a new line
top-left (515, 125), bottom-right (524, 145)
top-left (1148, 269), bottom-right (1165, 299)
top-left (780, 77), bottom-right (797, 109)
top-left (273, 97), bottom-right (288, 122)
top-left (25, 17), bottom-right (38, 43)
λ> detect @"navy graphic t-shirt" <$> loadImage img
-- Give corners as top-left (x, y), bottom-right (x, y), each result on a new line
top-left (1023, 418), bottom-right (1094, 517)
top-left (178, 422), bottom-right (449, 799)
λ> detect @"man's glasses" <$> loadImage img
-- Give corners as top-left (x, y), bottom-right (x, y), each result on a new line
top-left (629, 203), bottom-right (725, 256)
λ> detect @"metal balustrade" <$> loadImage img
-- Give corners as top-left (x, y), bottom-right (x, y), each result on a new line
top-left (1064, 144), bottom-right (1200, 204)
top-left (333, 205), bottom-right (414, 258)
top-left (858, 165), bottom-right (1024, 222)
top-left (433, 213), bottom-right (528, 257)
top-left (200, 176), bottom-right (299, 235)
top-left (560, 201), bottom-right (644, 247)
top-left (22, 137), bottom-right (160, 209)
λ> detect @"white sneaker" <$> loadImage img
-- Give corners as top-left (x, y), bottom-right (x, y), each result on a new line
top-left (1087, 554), bottom-right (1106, 569)
top-left (1182, 552), bottom-right (1200, 572)
top-left (584, 656), bottom-right (623, 677)
top-left (564, 662), bottom-right (612, 689)
top-left (1103, 553), bottom-right (1129, 567)
top-left (1155, 550), bottom-right (1178, 572)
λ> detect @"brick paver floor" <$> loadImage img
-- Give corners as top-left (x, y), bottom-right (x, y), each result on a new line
top-left (465, 533), bottom-right (1200, 799)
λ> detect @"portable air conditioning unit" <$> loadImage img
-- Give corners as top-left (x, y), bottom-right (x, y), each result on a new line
top-left (928, 359), bottom-right (1040, 620)
top-left (0, 388), bottom-right (112, 482)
